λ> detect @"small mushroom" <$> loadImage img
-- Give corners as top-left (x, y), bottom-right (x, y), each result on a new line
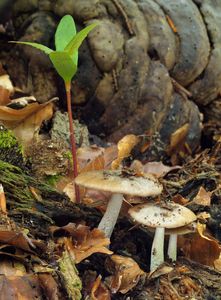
top-left (128, 202), bottom-right (196, 271)
top-left (75, 169), bottom-right (162, 238)
top-left (166, 222), bottom-right (197, 262)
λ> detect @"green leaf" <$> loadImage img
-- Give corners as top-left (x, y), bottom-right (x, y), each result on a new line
top-left (9, 41), bottom-right (53, 55)
top-left (49, 51), bottom-right (77, 83)
top-left (55, 15), bottom-right (78, 66)
top-left (55, 15), bottom-right (76, 51)
top-left (64, 23), bottom-right (98, 57)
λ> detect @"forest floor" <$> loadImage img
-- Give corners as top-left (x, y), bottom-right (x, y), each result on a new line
top-left (0, 66), bottom-right (220, 300)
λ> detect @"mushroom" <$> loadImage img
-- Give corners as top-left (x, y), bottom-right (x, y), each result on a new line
top-left (128, 202), bottom-right (196, 271)
top-left (166, 222), bottom-right (197, 261)
top-left (75, 169), bottom-right (162, 238)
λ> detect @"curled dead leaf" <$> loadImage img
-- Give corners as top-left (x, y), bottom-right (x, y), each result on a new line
top-left (91, 275), bottom-right (111, 300)
top-left (105, 254), bottom-right (144, 294)
top-left (167, 123), bottom-right (190, 164)
top-left (143, 161), bottom-right (181, 177)
top-left (111, 134), bottom-right (140, 169)
top-left (0, 74), bottom-right (14, 106)
top-left (172, 194), bottom-right (189, 205)
top-left (178, 223), bottom-right (221, 266)
top-left (192, 187), bottom-right (212, 206)
top-left (51, 223), bottom-right (112, 263)
top-left (0, 100), bottom-right (54, 147)
top-left (0, 275), bottom-right (43, 299)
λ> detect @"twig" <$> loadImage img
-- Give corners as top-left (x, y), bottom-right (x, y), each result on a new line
top-left (171, 78), bottom-right (192, 99)
top-left (112, 0), bottom-right (134, 35)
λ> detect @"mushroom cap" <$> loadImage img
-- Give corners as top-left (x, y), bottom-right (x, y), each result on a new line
top-left (74, 169), bottom-right (163, 197)
top-left (128, 202), bottom-right (196, 229)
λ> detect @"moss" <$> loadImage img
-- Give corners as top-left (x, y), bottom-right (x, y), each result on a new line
top-left (44, 174), bottom-right (61, 187)
top-left (0, 127), bottom-right (24, 166)
top-left (0, 160), bottom-right (56, 219)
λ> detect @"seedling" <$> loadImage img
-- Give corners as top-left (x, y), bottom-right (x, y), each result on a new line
top-left (10, 15), bottom-right (98, 203)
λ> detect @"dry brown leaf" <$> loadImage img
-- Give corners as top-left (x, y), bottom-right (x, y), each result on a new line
top-left (214, 254), bottom-right (221, 271)
top-left (197, 212), bottom-right (211, 222)
top-left (167, 123), bottom-right (190, 164)
top-left (105, 255), bottom-right (144, 294)
top-left (38, 273), bottom-right (60, 300)
top-left (0, 275), bottom-right (43, 299)
top-left (172, 194), bottom-right (189, 205)
top-left (0, 231), bottom-right (35, 253)
top-left (0, 258), bottom-right (26, 276)
top-left (91, 275), bottom-right (111, 300)
top-left (149, 265), bottom-right (173, 279)
top-left (143, 161), bottom-right (181, 177)
top-left (0, 74), bottom-right (14, 106)
top-left (77, 146), bottom-right (105, 171)
top-left (12, 102), bottom-right (54, 146)
top-left (178, 224), bottom-right (221, 266)
top-left (130, 160), bottom-right (144, 173)
top-left (111, 134), bottom-right (140, 169)
top-left (51, 223), bottom-right (112, 263)
top-left (192, 187), bottom-right (212, 206)
top-left (0, 102), bottom-right (51, 128)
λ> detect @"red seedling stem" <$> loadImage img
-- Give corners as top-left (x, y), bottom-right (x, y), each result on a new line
top-left (65, 81), bottom-right (80, 203)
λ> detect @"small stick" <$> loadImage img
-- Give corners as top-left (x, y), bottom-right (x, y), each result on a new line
top-left (112, 69), bottom-right (119, 91)
top-left (171, 78), bottom-right (192, 99)
top-left (0, 184), bottom-right (7, 214)
top-left (112, 0), bottom-right (134, 35)
top-left (65, 82), bottom-right (80, 203)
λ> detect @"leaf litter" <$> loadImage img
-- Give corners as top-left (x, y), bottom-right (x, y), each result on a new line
top-left (0, 61), bottom-right (221, 299)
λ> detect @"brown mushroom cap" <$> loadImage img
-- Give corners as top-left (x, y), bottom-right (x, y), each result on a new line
top-left (75, 170), bottom-right (163, 197)
top-left (128, 202), bottom-right (196, 229)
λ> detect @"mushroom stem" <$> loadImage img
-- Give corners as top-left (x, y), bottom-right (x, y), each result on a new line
top-left (98, 193), bottom-right (123, 238)
top-left (150, 227), bottom-right (165, 271)
top-left (167, 233), bottom-right (177, 261)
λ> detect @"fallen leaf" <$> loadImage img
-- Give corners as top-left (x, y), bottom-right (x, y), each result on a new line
top-left (192, 187), bottom-right (212, 206)
top-left (0, 231), bottom-right (35, 253)
top-left (178, 224), bottom-right (221, 266)
top-left (38, 273), bottom-right (61, 300)
top-left (167, 123), bottom-right (190, 164)
top-left (197, 212), bottom-right (211, 222)
top-left (143, 161), bottom-right (181, 177)
top-left (0, 102), bottom-right (51, 128)
top-left (51, 223), bottom-right (112, 263)
top-left (7, 96), bottom-right (36, 109)
top-left (0, 275), bottom-right (43, 299)
top-left (13, 102), bottom-right (54, 146)
top-left (214, 254), bottom-right (221, 271)
top-left (105, 255), bottom-right (144, 294)
top-left (172, 194), bottom-right (189, 205)
top-left (0, 74), bottom-right (14, 106)
top-left (0, 258), bottom-right (26, 276)
top-left (149, 265), bottom-right (173, 279)
top-left (111, 134), bottom-right (140, 169)
top-left (130, 160), bottom-right (144, 173)
top-left (77, 146), bottom-right (105, 172)
top-left (91, 275), bottom-right (111, 300)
